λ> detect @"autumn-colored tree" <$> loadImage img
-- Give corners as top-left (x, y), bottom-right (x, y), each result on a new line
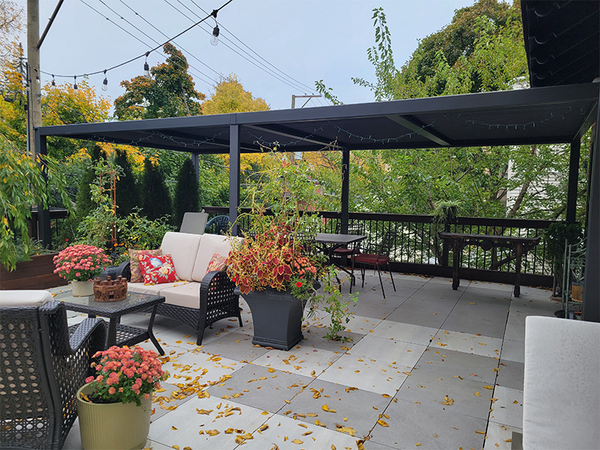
top-left (173, 157), bottom-right (199, 227)
top-left (202, 74), bottom-right (268, 115)
top-left (114, 43), bottom-right (205, 120)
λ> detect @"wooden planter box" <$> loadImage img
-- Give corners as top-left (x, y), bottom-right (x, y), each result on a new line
top-left (0, 254), bottom-right (67, 290)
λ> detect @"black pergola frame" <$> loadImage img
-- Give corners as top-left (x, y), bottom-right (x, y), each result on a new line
top-left (36, 82), bottom-right (600, 321)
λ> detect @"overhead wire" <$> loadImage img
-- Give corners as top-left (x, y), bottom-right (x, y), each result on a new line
top-left (163, 0), bottom-right (320, 97)
top-left (94, 0), bottom-right (217, 88)
top-left (187, 0), bottom-right (319, 96)
top-left (41, 0), bottom-right (233, 80)
top-left (117, 0), bottom-right (222, 82)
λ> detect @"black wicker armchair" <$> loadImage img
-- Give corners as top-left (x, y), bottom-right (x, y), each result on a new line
top-left (0, 296), bottom-right (106, 450)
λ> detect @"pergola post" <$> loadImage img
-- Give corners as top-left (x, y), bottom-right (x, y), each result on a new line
top-left (566, 139), bottom-right (580, 223)
top-left (229, 125), bottom-right (240, 236)
top-left (582, 114), bottom-right (599, 322)
top-left (340, 148), bottom-right (350, 234)
top-left (191, 153), bottom-right (199, 180)
top-left (36, 131), bottom-right (51, 248)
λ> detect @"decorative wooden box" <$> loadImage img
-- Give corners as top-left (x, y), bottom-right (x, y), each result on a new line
top-left (93, 276), bottom-right (128, 302)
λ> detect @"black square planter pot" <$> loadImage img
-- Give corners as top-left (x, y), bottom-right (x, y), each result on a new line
top-left (236, 287), bottom-right (305, 351)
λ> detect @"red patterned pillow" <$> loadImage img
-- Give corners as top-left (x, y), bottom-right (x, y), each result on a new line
top-left (139, 254), bottom-right (179, 285)
top-left (129, 249), bottom-right (162, 283)
top-left (205, 253), bottom-right (228, 275)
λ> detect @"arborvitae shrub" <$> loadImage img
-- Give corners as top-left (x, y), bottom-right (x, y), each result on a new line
top-left (173, 157), bottom-right (200, 227)
top-left (141, 158), bottom-right (172, 221)
top-left (114, 148), bottom-right (140, 218)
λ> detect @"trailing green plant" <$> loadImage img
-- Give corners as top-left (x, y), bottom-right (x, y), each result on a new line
top-left (0, 138), bottom-right (71, 271)
top-left (116, 210), bottom-right (175, 253)
top-left (308, 266), bottom-right (358, 342)
top-left (77, 158), bottom-right (123, 249)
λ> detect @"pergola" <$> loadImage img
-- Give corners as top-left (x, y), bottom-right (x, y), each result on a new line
top-left (35, 1), bottom-right (599, 321)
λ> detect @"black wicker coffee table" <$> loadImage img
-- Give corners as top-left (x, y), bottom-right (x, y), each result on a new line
top-left (54, 290), bottom-right (166, 355)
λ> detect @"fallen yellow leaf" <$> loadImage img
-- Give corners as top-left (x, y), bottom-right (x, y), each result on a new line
top-left (377, 420), bottom-right (389, 427)
top-left (292, 439), bottom-right (303, 444)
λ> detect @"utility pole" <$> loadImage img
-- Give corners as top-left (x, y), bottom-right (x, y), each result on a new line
top-left (291, 94), bottom-right (322, 109)
top-left (291, 94), bottom-right (322, 159)
top-left (27, 0), bottom-right (41, 159)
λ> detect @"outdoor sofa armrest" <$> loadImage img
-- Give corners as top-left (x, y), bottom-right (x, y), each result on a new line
top-left (197, 270), bottom-right (242, 345)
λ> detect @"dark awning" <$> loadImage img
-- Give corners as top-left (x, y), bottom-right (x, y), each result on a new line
top-left (39, 83), bottom-right (598, 154)
top-left (522, 0), bottom-right (600, 87)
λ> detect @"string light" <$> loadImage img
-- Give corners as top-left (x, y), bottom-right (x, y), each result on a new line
top-left (102, 70), bottom-right (108, 91)
top-left (73, 75), bottom-right (78, 94)
top-left (51, 75), bottom-right (55, 87)
top-left (211, 10), bottom-right (219, 46)
top-left (40, 0), bottom-right (233, 85)
top-left (143, 52), bottom-right (151, 79)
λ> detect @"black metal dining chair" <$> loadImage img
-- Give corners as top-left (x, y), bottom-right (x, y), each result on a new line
top-left (351, 230), bottom-right (398, 298)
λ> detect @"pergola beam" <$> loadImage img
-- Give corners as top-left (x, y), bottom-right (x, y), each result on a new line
top-left (385, 114), bottom-right (452, 147)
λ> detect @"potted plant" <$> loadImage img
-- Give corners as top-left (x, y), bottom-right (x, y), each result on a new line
top-left (53, 244), bottom-right (112, 296)
top-left (77, 345), bottom-right (168, 450)
top-left (227, 217), bottom-right (324, 350)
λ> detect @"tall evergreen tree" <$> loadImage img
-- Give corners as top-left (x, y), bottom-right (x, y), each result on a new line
top-left (114, 148), bottom-right (140, 218)
top-left (173, 157), bottom-right (199, 227)
top-left (142, 158), bottom-right (172, 221)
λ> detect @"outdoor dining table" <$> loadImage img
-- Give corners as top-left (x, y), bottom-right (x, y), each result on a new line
top-left (438, 232), bottom-right (541, 298)
top-left (315, 232), bottom-right (367, 292)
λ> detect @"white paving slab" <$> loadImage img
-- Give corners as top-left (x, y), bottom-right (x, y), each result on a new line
top-left (432, 329), bottom-right (503, 358)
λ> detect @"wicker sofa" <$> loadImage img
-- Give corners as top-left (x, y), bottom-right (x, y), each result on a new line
top-left (119, 232), bottom-right (242, 345)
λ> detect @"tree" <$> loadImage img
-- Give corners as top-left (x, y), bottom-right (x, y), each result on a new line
top-left (202, 74), bottom-right (268, 115)
top-left (114, 148), bottom-right (140, 218)
top-left (114, 43), bottom-right (205, 120)
top-left (141, 157), bottom-right (172, 221)
top-left (173, 157), bottom-right (199, 227)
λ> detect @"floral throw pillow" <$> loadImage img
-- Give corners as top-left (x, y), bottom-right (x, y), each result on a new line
top-left (139, 254), bottom-right (179, 285)
top-left (205, 253), bottom-right (228, 275)
top-left (129, 249), bottom-right (162, 283)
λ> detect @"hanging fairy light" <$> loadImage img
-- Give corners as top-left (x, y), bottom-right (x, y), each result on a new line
top-left (211, 10), bottom-right (219, 46)
top-left (73, 75), bottom-right (78, 94)
top-left (102, 70), bottom-right (108, 91)
top-left (143, 52), bottom-right (151, 79)
top-left (51, 75), bottom-right (56, 87)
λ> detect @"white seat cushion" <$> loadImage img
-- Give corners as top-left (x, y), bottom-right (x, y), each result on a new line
top-left (190, 234), bottom-right (241, 282)
top-left (127, 281), bottom-right (189, 296)
top-left (159, 283), bottom-right (201, 309)
top-left (0, 290), bottom-right (53, 307)
top-left (160, 232), bottom-right (202, 281)
top-left (523, 316), bottom-right (600, 450)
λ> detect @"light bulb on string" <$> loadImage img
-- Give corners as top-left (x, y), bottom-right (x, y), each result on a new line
top-left (144, 52), bottom-right (151, 79)
top-left (211, 10), bottom-right (219, 46)
top-left (51, 75), bottom-right (55, 87)
top-left (102, 70), bottom-right (108, 92)
top-left (73, 75), bottom-right (78, 94)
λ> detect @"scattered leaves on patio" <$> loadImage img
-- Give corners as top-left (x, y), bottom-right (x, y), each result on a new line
top-left (335, 424), bottom-right (356, 436)
top-left (483, 385), bottom-right (494, 390)
top-left (441, 395), bottom-right (454, 406)
top-left (315, 419), bottom-right (326, 427)
top-left (474, 391), bottom-right (481, 397)
top-left (377, 419), bottom-right (389, 427)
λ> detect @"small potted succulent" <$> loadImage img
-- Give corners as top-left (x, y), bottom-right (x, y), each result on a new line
top-left (77, 345), bottom-right (169, 450)
top-left (53, 244), bottom-right (111, 296)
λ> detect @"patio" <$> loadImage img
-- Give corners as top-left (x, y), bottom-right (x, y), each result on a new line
top-left (56, 271), bottom-right (557, 450)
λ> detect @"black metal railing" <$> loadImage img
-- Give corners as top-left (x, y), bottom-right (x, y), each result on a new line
top-left (203, 206), bottom-right (557, 284)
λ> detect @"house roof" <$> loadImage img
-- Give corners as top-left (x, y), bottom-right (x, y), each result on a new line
top-left (39, 83), bottom-right (598, 154)
top-left (521, 0), bottom-right (600, 87)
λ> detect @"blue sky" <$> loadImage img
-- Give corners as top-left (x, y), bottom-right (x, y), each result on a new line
top-left (19, 0), bottom-right (475, 111)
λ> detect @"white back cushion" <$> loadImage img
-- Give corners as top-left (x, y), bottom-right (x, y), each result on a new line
top-left (160, 232), bottom-right (202, 281)
top-left (0, 290), bottom-right (53, 307)
top-left (523, 316), bottom-right (600, 450)
top-left (191, 234), bottom-right (241, 282)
